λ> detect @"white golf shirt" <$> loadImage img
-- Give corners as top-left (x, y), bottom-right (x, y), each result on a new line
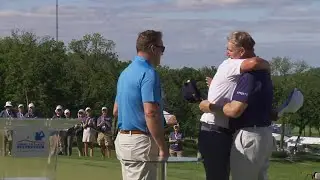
top-left (200, 59), bottom-right (245, 128)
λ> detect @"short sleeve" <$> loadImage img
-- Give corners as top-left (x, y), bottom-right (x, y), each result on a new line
top-left (169, 132), bottom-right (174, 139)
top-left (115, 94), bottom-right (118, 103)
top-left (232, 73), bottom-right (255, 103)
top-left (141, 69), bottom-right (161, 103)
top-left (225, 59), bottom-right (245, 77)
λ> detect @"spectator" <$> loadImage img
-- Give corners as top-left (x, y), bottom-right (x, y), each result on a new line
top-left (97, 107), bottom-right (113, 159)
top-left (17, 104), bottom-right (25, 119)
top-left (0, 101), bottom-right (15, 156)
top-left (83, 107), bottom-right (96, 157)
top-left (25, 103), bottom-right (38, 118)
top-left (0, 101), bottom-right (16, 118)
top-left (64, 109), bottom-right (74, 156)
top-left (52, 105), bottom-right (66, 155)
top-left (74, 109), bottom-right (86, 157)
top-left (64, 109), bottom-right (71, 118)
top-left (52, 105), bottom-right (64, 119)
top-left (169, 124), bottom-right (184, 157)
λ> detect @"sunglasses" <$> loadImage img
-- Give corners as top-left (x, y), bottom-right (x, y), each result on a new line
top-left (155, 45), bottom-right (165, 53)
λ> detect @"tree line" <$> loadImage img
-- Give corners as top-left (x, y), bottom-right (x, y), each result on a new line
top-left (0, 30), bottom-right (319, 144)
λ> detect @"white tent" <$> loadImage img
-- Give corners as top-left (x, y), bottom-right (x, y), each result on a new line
top-left (285, 136), bottom-right (320, 147)
top-left (272, 133), bottom-right (289, 141)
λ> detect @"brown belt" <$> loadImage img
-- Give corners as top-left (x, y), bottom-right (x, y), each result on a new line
top-left (119, 130), bottom-right (149, 135)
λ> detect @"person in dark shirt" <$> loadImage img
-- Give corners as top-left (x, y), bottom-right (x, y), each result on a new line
top-left (16, 104), bottom-right (25, 119)
top-left (24, 103), bottom-right (40, 118)
top-left (223, 70), bottom-right (274, 180)
top-left (169, 124), bottom-right (184, 157)
top-left (74, 109), bottom-right (86, 157)
top-left (97, 107), bottom-right (113, 159)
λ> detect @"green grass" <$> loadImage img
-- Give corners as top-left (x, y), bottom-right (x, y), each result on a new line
top-left (0, 149), bottom-right (319, 180)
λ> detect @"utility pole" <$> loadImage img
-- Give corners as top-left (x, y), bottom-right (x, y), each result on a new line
top-left (56, 0), bottom-right (59, 41)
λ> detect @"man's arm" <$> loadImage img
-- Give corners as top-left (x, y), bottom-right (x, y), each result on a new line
top-left (113, 102), bottom-right (118, 118)
top-left (240, 57), bottom-right (270, 73)
top-left (141, 70), bottom-right (168, 157)
top-left (223, 73), bottom-right (255, 118)
top-left (144, 103), bottom-right (166, 150)
top-left (223, 101), bottom-right (248, 118)
top-left (112, 102), bottom-right (119, 139)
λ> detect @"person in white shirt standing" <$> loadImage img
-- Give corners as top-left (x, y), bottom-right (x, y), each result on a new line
top-left (197, 31), bottom-right (270, 180)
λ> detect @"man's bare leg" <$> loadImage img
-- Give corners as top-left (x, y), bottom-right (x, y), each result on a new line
top-left (106, 146), bottom-right (111, 158)
top-left (89, 143), bottom-right (94, 157)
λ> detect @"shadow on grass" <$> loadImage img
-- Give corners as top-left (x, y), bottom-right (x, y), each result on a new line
top-left (271, 153), bottom-right (320, 164)
top-left (270, 158), bottom-right (295, 164)
top-left (83, 162), bottom-right (108, 168)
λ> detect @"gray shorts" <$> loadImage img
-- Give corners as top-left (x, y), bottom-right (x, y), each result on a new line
top-left (230, 126), bottom-right (273, 180)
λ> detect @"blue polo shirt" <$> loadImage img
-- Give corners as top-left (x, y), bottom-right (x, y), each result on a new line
top-left (116, 56), bottom-right (164, 132)
top-left (229, 70), bottom-right (273, 130)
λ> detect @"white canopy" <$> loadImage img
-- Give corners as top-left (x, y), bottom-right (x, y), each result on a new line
top-left (272, 133), bottom-right (289, 141)
top-left (285, 136), bottom-right (320, 146)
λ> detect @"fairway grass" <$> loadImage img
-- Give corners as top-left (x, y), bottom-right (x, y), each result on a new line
top-left (1, 150), bottom-right (319, 180)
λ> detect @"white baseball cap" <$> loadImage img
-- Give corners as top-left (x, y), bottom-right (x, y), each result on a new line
top-left (64, 109), bottom-right (70, 114)
top-left (163, 111), bottom-right (177, 124)
top-left (278, 88), bottom-right (304, 117)
top-left (85, 107), bottom-right (91, 111)
top-left (4, 101), bottom-right (12, 107)
top-left (101, 107), bottom-right (107, 110)
top-left (18, 104), bottom-right (24, 108)
top-left (28, 103), bottom-right (35, 108)
top-left (78, 109), bottom-right (85, 113)
top-left (56, 105), bottom-right (63, 110)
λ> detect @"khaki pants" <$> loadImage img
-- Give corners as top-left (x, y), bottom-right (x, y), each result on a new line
top-left (230, 127), bottom-right (273, 180)
top-left (115, 132), bottom-right (159, 180)
top-left (97, 132), bottom-right (112, 147)
top-left (169, 149), bottom-right (183, 157)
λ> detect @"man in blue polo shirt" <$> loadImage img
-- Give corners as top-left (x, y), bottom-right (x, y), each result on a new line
top-left (114, 30), bottom-right (169, 180)
top-left (223, 70), bottom-right (274, 180)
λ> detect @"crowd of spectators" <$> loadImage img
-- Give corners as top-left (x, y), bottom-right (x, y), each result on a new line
top-left (1, 101), bottom-right (184, 158)
top-left (1, 101), bottom-right (113, 159)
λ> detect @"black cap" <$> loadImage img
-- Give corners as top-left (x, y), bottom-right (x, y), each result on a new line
top-left (182, 79), bottom-right (202, 103)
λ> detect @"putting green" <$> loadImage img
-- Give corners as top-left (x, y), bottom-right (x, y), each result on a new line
top-left (0, 151), bottom-right (319, 180)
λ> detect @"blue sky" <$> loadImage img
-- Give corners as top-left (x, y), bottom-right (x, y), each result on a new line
top-left (0, 0), bottom-right (319, 68)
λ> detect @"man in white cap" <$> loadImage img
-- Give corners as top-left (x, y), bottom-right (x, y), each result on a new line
top-left (97, 107), bottom-right (113, 159)
top-left (0, 101), bottom-right (16, 118)
top-left (64, 109), bottom-right (71, 119)
top-left (53, 105), bottom-right (64, 119)
top-left (52, 105), bottom-right (66, 155)
top-left (25, 103), bottom-right (39, 118)
top-left (63, 108), bottom-right (74, 156)
top-left (74, 109), bottom-right (86, 157)
top-left (83, 107), bottom-right (96, 157)
top-left (17, 104), bottom-right (25, 119)
top-left (0, 101), bottom-right (16, 156)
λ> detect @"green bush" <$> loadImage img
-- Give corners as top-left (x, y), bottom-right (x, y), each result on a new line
top-left (271, 151), bottom-right (288, 158)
